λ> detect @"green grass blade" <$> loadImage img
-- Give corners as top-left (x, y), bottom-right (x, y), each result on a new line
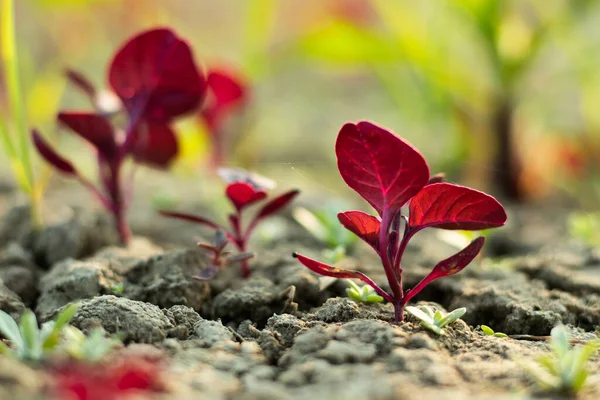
top-left (0, 310), bottom-right (24, 352)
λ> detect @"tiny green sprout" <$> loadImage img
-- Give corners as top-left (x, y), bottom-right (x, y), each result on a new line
top-left (60, 326), bottom-right (121, 362)
top-left (524, 324), bottom-right (600, 395)
top-left (481, 325), bottom-right (508, 338)
top-left (346, 279), bottom-right (384, 304)
top-left (0, 303), bottom-right (77, 361)
top-left (405, 306), bottom-right (466, 335)
top-left (110, 282), bottom-right (125, 294)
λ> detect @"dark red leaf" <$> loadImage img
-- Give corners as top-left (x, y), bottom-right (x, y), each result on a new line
top-left (336, 121), bottom-right (430, 216)
top-left (58, 112), bottom-right (117, 159)
top-left (408, 183), bottom-right (507, 231)
top-left (402, 237), bottom-right (485, 305)
top-left (226, 182), bottom-right (267, 211)
top-left (32, 129), bottom-right (78, 176)
top-left (159, 210), bottom-right (220, 229)
top-left (255, 190), bottom-right (299, 220)
top-left (108, 28), bottom-right (206, 123)
top-left (65, 68), bottom-right (97, 100)
top-left (427, 173), bottom-right (445, 184)
top-left (202, 68), bottom-right (247, 133)
top-left (337, 210), bottom-right (380, 250)
top-left (293, 252), bottom-right (393, 303)
top-left (132, 122), bottom-right (178, 167)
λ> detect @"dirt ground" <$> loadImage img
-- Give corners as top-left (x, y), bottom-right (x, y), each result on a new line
top-left (0, 173), bottom-right (599, 399)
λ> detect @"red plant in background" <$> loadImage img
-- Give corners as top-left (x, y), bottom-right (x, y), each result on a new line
top-left (200, 68), bottom-right (248, 168)
top-left (293, 121), bottom-right (507, 322)
top-left (160, 168), bottom-right (298, 278)
top-left (32, 28), bottom-right (206, 244)
top-left (50, 357), bottom-right (164, 400)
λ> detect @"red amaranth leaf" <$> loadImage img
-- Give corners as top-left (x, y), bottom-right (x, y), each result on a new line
top-left (58, 112), bottom-right (117, 159)
top-left (408, 183), bottom-right (507, 231)
top-left (108, 28), bottom-right (206, 123)
top-left (159, 210), bottom-right (220, 229)
top-left (293, 252), bottom-right (393, 302)
top-left (32, 129), bottom-right (78, 175)
top-left (226, 182), bottom-right (267, 211)
top-left (132, 122), bottom-right (178, 167)
top-left (402, 237), bottom-right (485, 305)
top-left (336, 121), bottom-right (430, 216)
top-left (337, 210), bottom-right (380, 250)
top-left (255, 189), bottom-right (299, 220)
top-left (202, 68), bottom-right (247, 133)
top-left (65, 68), bottom-right (97, 100)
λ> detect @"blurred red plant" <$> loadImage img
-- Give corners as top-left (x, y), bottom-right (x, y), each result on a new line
top-left (50, 357), bottom-right (164, 400)
top-left (199, 67), bottom-right (248, 168)
top-left (32, 28), bottom-right (206, 244)
top-left (160, 168), bottom-right (298, 278)
top-left (293, 121), bottom-right (507, 322)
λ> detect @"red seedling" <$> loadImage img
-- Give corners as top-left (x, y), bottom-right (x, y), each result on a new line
top-left (50, 356), bottom-right (164, 400)
top-left (194, 230), bottom-right (255, 280)
top-left (32, 28), bottom-right (206, 244)
top-left (293, 121), bottom-right (507, 322)
top-left (161, 168), bottom-right (298, 278)
top-left (200, 67), bottom-right (248, 168)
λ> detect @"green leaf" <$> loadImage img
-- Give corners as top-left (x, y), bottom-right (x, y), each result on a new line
top-left (494, 332), bottom-right (508, 338)
top-left (406, 306), bottom-right (434, 324)
top-left (481, 325), bottom-right (494, 335)
top-left (0, 310), bottom-right (24, 351)
top-left (365, 294), bottom-right (384, 304)
top-left (19, 311), bottom-right (41, 360)
top-left (421, 306), bottom-right (435, 319)
top-left (550, 325), bottom-right (570, 358)
top-left (437, 307), bottom-right (466, 328)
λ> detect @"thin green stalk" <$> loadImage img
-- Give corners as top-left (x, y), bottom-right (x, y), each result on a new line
top-left (1, 0), bottom-right (42, 226)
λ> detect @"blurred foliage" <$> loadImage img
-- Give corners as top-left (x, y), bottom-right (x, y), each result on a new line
top-left (2, 0), bottom-right (600, 208)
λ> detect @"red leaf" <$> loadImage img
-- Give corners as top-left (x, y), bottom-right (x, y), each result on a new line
top-left (108, 28), bottom-right (206, 123)
top-left (58, 112), bottom-right (117, 159)
top-left (202, 68), bottom-right (247, 133)
top-left (293, 252), bottom-right (393, 303)
top-left (403, 237), bottom-right (485, 305)
top-left (337, 210), bottom-right (380, 250)
top-left (225, 182), bottom-right (267, 211)
top-left (336, 121), bottom-right (430, 215)
top-left (408, 183), bottom-right (507, 231)
top-left (32, 129), bottom-right (78, 175)
top-left (255, 189), bottom-right (299, 220)
top-left (132, 122), bottom-right (178, 167)
top-left (65, 68), bottom-right (97, 100)
top-left (159, 210), bottom-right (220, 229)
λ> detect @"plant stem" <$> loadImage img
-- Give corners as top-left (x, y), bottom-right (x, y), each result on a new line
top-left (378, 209), bottom-right (403, 303)
top-left (1, 0), bottom-right (42, 226)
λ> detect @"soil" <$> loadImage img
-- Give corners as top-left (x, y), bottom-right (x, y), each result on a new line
top-left (0, 175), bottom-right (599, 399)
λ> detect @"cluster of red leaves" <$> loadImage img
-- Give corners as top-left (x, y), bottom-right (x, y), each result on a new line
top-left (294, 121), bottom-right (507, 322)
top-left (50, 357), bottom-right (164, 400)
top-left (161, 168), bottom-right (298, 278)
top-left (33, 28), bottom-right (206, 244)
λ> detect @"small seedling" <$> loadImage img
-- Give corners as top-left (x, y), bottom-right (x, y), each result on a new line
top-left (405, 305), bottom-right (466, 335)
top-left (60, 327), bottom-right (121, 363)
top-left (481, 325), bottom-right (508, 338)
top-left (346, 280), bottom-right (384, 304)
top-left (293, 121), bottom-right (507, 322)
top-left (32, 28), bottom-right (206, 244)
top-left (524, 325), bottom-right (600, 395)
top-left (161, 168), bottom-right (298, 278)
top-left (293, 204), bottom-right (357, 263)
top-left (194, 230), bottom-right (255, 280)
top-left (0, 304), bottom-right (77, 361)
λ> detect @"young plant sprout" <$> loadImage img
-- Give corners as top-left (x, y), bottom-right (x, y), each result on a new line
top-left (346, 280), bottom-right (384, 304)
top-left (32, 28), bottom-right (206, 244)
top-left (405, 305), bottom-right (466, 335)
top-left (524, 325), bottom-right (600, 395)
top-left (481, 325), bottom-right (508, 338)
top-left (161, 168), bottom-right (299, 278)
top-left (293, 121), bottom-right (507, 322)
top-left (200, 68), bottom-right (248, 168)
top-left (0, 304), bottom-right (77, 361)
top-left (193, 230), bottom-right (255, 280)
top-left (293, 203), bottom-right (358, 263)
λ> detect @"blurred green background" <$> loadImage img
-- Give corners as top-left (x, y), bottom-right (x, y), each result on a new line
top-left (3, 0), bottom-right (600, 208)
